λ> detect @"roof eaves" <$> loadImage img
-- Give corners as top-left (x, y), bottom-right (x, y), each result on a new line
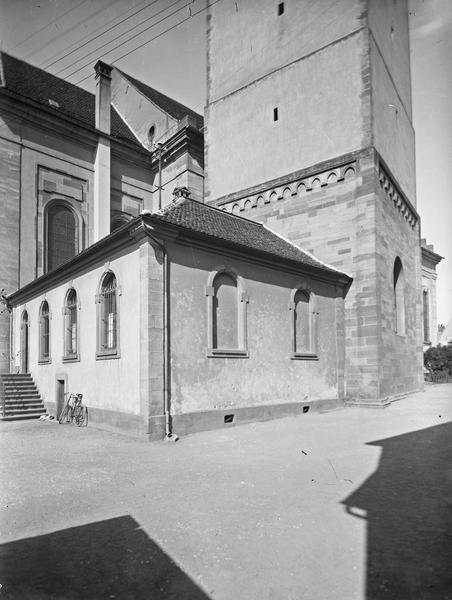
top-left (143, 207), bottom-right (352, 283)
top-left (7, 216), bottom-right (144, 305)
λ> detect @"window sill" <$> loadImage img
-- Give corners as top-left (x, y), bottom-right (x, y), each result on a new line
top-left (207, 348), bottom-right (249, 358)
top-left (38, 358), bottom-right (51, 365)
top-left (63, 354), bottom-right (80, 363)
top-left (291, 353), bottom-right (319, 361)
top-left (96, 349), bottom-right (120, 360)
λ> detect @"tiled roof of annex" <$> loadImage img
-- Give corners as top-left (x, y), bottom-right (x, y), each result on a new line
top-left (147, 197), bottom-right (350, 278)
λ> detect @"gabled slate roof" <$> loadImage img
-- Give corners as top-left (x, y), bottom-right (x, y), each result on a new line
top-left (0, 52), bottom-right (140, 145)
top-left (117, 69), bottom-right (204, 131)
top-left (148, 197), bottom-right (350, 278)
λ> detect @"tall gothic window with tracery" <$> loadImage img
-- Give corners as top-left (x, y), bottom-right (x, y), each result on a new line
top-left (46, 203), bottom-right (78, 272)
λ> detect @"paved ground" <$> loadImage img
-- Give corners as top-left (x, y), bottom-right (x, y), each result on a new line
top-left (0, 384), bottom-right (451, 600)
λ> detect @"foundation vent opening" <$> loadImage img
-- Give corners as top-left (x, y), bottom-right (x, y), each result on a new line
top-left (224, 414), bottom-right (235, 424)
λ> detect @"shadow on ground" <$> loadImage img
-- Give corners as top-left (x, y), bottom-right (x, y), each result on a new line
top-left (343, 421), bottom-right (452, 600)
top-left (0, 515), bottom-right (210, 600)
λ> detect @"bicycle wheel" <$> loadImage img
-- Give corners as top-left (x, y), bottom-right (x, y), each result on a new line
top-left (74, 406), bottom-right (88, 427)
top-left (58, 403), bottom-right (71, 424)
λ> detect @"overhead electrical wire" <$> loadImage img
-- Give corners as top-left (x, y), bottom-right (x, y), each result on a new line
top-left (41, 0), bottom-right (161, 72)
top-left (72, 0), bottom-right (222, 87)
top-left (73, 0), bottom-right (222, 86)
top-left (22, 0), bottom-right (127, 62)
top-left (55, 0), bottom-right (184, 78)
top-left (63, 0), bottom-right (197, 83)
top-left (6, 0), bottom-right (92, 53)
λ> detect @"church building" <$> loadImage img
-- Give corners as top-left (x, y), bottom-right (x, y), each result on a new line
top-left (0, 0), bottom-right (439, 437)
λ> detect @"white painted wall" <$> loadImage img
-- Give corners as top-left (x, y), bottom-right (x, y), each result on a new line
top-left (12, 247), bottom-right (142, 417)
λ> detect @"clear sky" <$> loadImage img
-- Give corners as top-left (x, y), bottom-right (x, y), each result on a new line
top-left (409, 0), bottom-right (452, 325)
top-left (0, 0), bottom-right (450, 323)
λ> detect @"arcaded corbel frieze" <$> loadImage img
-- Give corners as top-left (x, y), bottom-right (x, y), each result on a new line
top-left (223, 161), bottom-right (359, 215)
top-left (378, 164), bottom-right (418, 229)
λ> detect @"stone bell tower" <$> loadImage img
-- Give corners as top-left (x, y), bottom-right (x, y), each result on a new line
top-left (205, 0), bottom-right (422, 404)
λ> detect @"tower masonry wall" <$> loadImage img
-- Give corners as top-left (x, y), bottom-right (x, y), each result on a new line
top-left (370, 36), bottom-right (415, 202)
top-left (207, 0), bottom-right (365, 103)
top-left (368, 0), bottom-right (412, 117)
top-left (376, 165), bottom-right (423, 398)
top-left (205, 29), bottom-right (370, 201)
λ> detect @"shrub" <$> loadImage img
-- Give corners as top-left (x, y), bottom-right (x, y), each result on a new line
top-left (424, 345), bottom-right (452, 377)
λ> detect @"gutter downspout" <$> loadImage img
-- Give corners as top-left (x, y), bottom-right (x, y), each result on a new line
top-left (0, 292), bottom-right (12, 416)
top-left (143, 229), bottom-right (177, 442)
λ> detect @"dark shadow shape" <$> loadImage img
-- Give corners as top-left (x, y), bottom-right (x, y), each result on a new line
top-left (342, 422), bottom-right (452, 600)
top-left (0, 515), bottom-right (211, 600)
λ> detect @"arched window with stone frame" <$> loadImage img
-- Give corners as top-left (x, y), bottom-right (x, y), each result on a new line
top-left (63, 288), bottom-right (79, 361)
top-left (205, 267), bottom-right (249, 357)
top-left (39, 300), bottom-right (51, 363)
top-left (45, 201), bottom-right (79, 272)
top-left (393, 257), bottom-right (406, 335)
top-left (289, 286), bottom-right (318, 359)
top-left (96, 271), bottom-right (121, 358)
top-left (422, 288), bottom-right (430, 344)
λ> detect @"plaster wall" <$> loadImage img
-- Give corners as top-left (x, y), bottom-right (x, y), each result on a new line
top-left (368, 0), bottom-right (412, 117)
top-left (207, 0), bottom-right (365, 103)
top-left (370, 36), bottom-right (415, 203)
top-left (206, 30), bottom-right (369, 201)
top-left (166, 241), bottom-right (342, 415)
top-left (11, 247), bottom-right (144, 433)
top-left (111, 70), bottom-right (176, 146)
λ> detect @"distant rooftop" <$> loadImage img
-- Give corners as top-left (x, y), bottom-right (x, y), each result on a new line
top-left (0, 52), bottom-right (204, 146)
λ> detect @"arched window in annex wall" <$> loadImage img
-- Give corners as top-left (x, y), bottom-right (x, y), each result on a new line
top-left (96, 272), bottom-right (120, 358)
top-left (64, 288), bottom-right (79, 360)
top-left (39, 300), bottom-right (50, 363)
top-left (290, 287), bottom-right (318, 360)
top-left (393, 257), bottom-right (406, 335)
top-left (206, 267), bottom-right (249, 357)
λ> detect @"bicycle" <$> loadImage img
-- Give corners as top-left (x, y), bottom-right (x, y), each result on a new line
top-left (58, 392), bottom-right (88, 427)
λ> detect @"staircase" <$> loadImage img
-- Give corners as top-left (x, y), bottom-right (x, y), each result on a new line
top-left (0, 374), bottom-right (46, 421)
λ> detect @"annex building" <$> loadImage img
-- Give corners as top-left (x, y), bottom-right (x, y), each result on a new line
top-left (0, 0), bottom-right (443, 437)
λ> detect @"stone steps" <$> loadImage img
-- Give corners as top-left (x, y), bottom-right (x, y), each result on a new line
top-left (0, 374), bottom-right (46, 421)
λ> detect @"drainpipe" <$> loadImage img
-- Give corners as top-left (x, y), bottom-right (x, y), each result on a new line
top-left (0, 291), bottom-right (12, 416)
top-left (140, 228), bottom-right (176, 441)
